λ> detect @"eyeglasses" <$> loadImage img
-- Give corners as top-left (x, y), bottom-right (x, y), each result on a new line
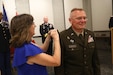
top-left (74, 17), bottom-right (88, 21)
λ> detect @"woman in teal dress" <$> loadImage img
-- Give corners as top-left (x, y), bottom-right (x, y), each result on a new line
top-left (10, 14), bottom-right (61, 75)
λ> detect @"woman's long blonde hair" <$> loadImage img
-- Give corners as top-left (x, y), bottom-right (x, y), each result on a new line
top-left (10, 14), bottom-right (34, 47)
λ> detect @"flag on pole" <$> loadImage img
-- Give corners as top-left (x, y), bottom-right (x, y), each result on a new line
top-left (2, 3), bottom-right (9, 27)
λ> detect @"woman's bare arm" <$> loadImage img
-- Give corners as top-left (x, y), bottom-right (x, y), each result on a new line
top-left (27, 29), bottom-right (61, 66)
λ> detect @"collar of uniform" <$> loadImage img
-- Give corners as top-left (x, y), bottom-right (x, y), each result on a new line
top-left (72, 28), bottom-right (84, 36)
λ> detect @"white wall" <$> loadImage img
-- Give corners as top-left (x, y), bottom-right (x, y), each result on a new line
top-left (63, 0), bottom-right (83, 29)
top-left (29, 0), bottom-right (54, 36)
top-left (52, 0), bottom-right (65, 32)
top-left (0, 1), bottom-right (2, 11)
top-left (91, 0), bottom-right (112, 31)
top-left (15, 0), bottom-right (30, 14)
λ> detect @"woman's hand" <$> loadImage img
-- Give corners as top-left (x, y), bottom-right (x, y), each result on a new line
top-left (48, 29), bottom-right (59, 41)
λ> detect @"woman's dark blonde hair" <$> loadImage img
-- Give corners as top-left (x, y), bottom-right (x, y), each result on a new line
top-left (10, 14), bottom-right (34, 47)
